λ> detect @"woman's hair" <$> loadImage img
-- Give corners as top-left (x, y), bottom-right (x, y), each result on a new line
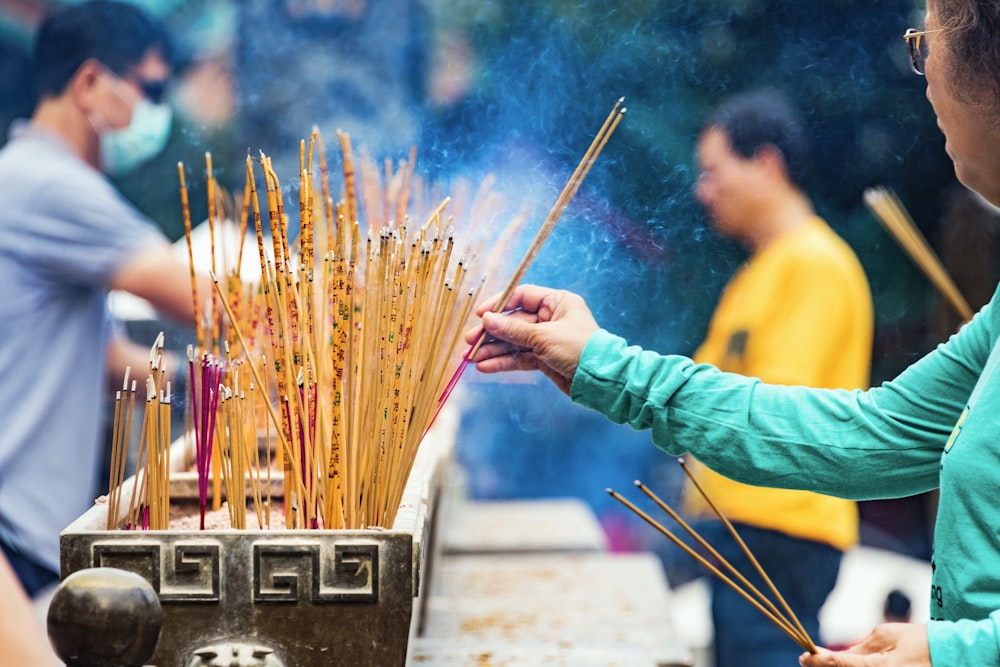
top-left (30, 0), bottom-right (172, 102)
top-left (933, 0), bottom-right (1000, 115)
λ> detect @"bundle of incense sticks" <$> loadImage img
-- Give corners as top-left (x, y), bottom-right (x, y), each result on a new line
top-left (864, 186), bottom-right (973, 322)
top-left (607, 458), bottom-right (818, 655)
top-left (117, 103), bottom-right (622, 533)
top-left (189, 346), bottom-right (223, 530)
top-left (106, 334), bottom-right (173, 531)
top-left (216, 362), bottom-right (268, 531)
top-left (219, 143), bottom-right (485, 530)
top-left (163, 124), bottom-right (532, 531)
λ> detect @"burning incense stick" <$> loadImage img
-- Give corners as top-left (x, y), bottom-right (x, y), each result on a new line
top-left (477, 97), bottom-right (625, 339)
top-left (177, 163), bottom-right (204, 349)
top-left (864, 186), bottom-right (973, 322)
top-left (432, 97), bottom-right (626, 426)
top-left (607, 473), bottom-right (817, 654)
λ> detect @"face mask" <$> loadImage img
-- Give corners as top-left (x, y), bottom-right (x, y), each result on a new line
top-left (99, 97), bottom-right (173, 176)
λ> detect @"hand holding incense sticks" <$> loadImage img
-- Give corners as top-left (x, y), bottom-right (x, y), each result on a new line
top-left (607, 458), bottom-right (818, 655)
top-left (433, 97), bottom-right (626, 423)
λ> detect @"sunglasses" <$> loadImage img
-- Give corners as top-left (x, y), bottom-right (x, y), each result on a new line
top-left (101, 64), bottom-right (169, 105)
top-left (131, 78), bottom-right (169, 105)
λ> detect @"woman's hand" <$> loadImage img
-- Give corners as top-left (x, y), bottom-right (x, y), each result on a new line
top-left (465, 285), bottom-right (599, 395)
top-left (800, 624), bottom-right (930, 667)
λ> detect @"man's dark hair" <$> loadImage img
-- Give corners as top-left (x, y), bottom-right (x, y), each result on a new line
top-left (30, 0), bottom-right (172, 102)
top-left (700, 89), bottom-right (811, 190)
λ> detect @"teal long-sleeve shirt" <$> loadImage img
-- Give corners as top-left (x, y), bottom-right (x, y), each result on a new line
top-left (570, 285), bottom-right (1000, 665)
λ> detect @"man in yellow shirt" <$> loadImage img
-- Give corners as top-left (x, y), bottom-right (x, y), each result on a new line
top-left (685, 90), bottom-right (873, 666)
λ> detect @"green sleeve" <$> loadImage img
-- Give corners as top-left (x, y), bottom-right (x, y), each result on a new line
top-left (928, 615), bottom-right (1000, 664)
top-left (568, 308), bottom-right (990, 500)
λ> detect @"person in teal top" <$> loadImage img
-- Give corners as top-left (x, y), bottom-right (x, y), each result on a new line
top-left (463, 0), bottom-right (1000, 664)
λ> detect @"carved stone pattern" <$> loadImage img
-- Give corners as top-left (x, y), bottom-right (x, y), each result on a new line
top-left (187, 643), bottom-right (285, 667)
top-left (92, 541), bottom-right (221, 602)
top-left (253, 542), bottom-right (378, 604)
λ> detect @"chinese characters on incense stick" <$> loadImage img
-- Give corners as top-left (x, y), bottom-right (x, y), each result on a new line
top-left (105, 99), bottom-right (624, 533)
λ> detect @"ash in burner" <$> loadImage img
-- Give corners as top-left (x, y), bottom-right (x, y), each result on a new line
top-left (168, 501), bottom-right (286, 531)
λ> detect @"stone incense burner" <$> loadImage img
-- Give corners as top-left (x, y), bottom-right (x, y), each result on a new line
top-left (58, 409), bottom-right (456, 667)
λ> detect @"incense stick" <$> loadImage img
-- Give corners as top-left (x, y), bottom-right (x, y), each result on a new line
top-left (864, 186), bottom-right (973, 322)
top-left (177, 163), bottom-right (204, 349)
top-left (431, 98), bottom-right (626, 427)
top-left (106, 369), bottom-right (133, 529)
top-left (676, 458), bottom-right (815, 652)
top-left (632, 479), bottom-right (809, 647)
top-left (606, 487), bottom-right (814, 653)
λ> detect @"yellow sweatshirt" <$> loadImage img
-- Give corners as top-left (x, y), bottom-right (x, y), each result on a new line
top-left (685, 215), bottom-right (873, 550)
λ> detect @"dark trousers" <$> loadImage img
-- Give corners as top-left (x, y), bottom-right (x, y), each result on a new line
top-left (705, 522), bottom-right (842, 667)
top-left (1, 539), bottom-right (59, 599)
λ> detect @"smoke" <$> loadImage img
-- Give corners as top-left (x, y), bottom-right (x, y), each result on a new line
top-left (6, 0), bottom-right (949, 552)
